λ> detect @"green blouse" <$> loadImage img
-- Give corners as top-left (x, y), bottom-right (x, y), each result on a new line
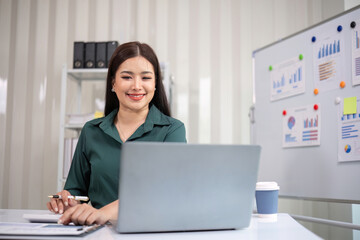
top-left (64, 105), bottom-right (187, 209)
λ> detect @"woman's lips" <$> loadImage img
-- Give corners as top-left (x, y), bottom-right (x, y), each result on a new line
top-left (127, 93), bottom-right (145, 101)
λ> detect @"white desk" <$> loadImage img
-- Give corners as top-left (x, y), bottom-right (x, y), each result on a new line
top-left (0, 209), bottom-right (322, 239)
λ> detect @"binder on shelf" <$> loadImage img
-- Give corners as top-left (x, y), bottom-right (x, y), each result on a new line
top-left (73, 42), bottom-right (85, 68)
top-left (85, 42), bottom-right (96, 68)
top-left (96, 42), bottom-right (107, 68)
top-left (107, 41), bottom-right (119, 67)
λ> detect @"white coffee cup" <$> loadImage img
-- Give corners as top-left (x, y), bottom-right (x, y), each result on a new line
top-left (255, 182), bottom-right (280, 219)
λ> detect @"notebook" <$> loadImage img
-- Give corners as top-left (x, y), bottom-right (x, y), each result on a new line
top-left (116, 142), bottom-right (261, 233)
top-left (0, 222), bottom-right (102, 236)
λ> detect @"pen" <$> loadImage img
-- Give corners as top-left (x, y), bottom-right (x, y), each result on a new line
top-left (48, 195), bottom-right (89, 201)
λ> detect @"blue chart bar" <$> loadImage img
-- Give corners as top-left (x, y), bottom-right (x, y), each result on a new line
top-left (342, 114), bottom-right (360, 120)
top-left (342, 125), bottom-right (359, 139)
top-left (273, 66), bottom-right (302, 89)
top-left (343, 135), bottom-right (359, 139)
top-left (318, 40), bottom-right (340, 59)
top-left (285, 134), bottom-right (296, 142)
top-left (304, 115), bottom-right (318, 128)
top-left (356, 57), bottom-right (360, 76)
top-left (302, 130), bottom-right (318, 141)
top-left (288, 67), bottom-right (302, 85)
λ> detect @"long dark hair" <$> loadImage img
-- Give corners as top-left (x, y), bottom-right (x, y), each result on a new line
top-left (104, 41), bottom-right (171, 116)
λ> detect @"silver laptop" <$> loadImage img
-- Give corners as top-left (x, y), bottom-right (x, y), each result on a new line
top-left (116, 142), bottom-right (261, 233)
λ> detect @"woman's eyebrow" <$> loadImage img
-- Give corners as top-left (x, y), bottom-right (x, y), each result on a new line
top-left (120, 71), bottom-right (134, 75)
top-left (120, 71), bottom-right (153, 75)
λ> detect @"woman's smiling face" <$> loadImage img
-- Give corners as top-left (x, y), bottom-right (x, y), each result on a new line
top-left (112, 56), bottom-right (156, 113)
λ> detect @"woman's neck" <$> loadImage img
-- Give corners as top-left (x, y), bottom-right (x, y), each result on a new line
top-left (116, 106), bottom-right (149, 126)
top-left (115, 106), bottom-right (150, 142)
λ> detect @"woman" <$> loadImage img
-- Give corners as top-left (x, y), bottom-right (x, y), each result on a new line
top-left (47, 41), bottom-right (186, 225)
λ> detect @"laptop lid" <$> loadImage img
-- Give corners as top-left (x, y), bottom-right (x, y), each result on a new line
top-left (116, 142), bottom-right (261, 233)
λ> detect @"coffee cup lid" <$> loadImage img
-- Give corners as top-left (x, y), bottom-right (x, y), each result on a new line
top-left (256, 182), bottom-right (280, 190)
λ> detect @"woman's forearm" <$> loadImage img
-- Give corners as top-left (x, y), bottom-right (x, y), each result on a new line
top-left (100, 200), bottom-right (119, 221)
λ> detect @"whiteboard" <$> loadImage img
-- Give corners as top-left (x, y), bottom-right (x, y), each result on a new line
top-left (252, 6), bottom-right (360, 202)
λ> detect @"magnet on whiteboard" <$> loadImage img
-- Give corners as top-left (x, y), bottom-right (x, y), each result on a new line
top-left (340, 81), bottom-right (346, 88)
top-left (335, 97), bottom-right (341, 104)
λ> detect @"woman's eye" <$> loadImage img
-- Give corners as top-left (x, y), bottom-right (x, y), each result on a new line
top-left (143, 77), bottom-right (152, 80)
top-left (121, 76), bottom-right (131, 80)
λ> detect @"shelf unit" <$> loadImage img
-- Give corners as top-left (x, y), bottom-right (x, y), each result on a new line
top-left (57, 65), bottom-right (108, 192)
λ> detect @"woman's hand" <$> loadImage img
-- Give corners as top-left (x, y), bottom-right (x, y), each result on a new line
top-left (58, 200), bottom-right (119, 226)
top-left (46, 190), bottom-right (78, 214)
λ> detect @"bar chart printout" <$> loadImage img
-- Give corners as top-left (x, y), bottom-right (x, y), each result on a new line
top-left (313, 33), bottom-right (345, 91)
top-left (338, 97), bottom-right (360, 162)
top-left (352, 21), bottom-right (360, 86)
top-left (270, 56), bottom-right (305, 101)
top-left (283, 105), bottom-right (321, 148)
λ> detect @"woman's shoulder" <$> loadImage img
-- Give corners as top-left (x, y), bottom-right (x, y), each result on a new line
top-left (151, 105), bottom-right (184, 128)
top-left (153, 108), bottom-right (186, 142)
top-left (83, 117), bottom-right (102, 127)
top-left (81, 114), bottom-right (108, 132)
top-left (163, 114), bottom-right (184, 127)
top-left (83, 109), bottom-right (116, 130)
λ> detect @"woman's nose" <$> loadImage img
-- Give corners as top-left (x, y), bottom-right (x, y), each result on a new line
top-left (133, 77), bottom-right (142, 90)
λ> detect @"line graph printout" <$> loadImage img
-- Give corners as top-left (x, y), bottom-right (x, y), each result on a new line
top-left (352, 20), bottom-right (360, 86)
top-left (313, 31), bottom-right (345, 92)
top-left (338, 97), bottom-right (360, 162)
top-left (283, 105), bottom-right (321, 148)
top-left (270, 56), bottom-right (305, 101)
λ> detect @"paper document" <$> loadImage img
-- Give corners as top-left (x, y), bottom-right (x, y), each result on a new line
top-left (312, 30), bottom-right (345, 92)
top-left (0, 222), bottom-right (102, 236)
top-left (282, 104), bottom-right (321, 148)
top-left (270, 56), bottom-right (305, 101)
top-left (23, 213), bottom-right (61, 223)
top-left (338, 96), bottom-right (360, 162)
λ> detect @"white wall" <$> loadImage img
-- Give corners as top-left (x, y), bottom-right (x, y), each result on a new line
top-left (1, 0), bottom-right (358, 239)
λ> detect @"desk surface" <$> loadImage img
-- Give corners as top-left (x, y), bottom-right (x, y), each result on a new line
top-left (0, 209), bottom-right (322, 239)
